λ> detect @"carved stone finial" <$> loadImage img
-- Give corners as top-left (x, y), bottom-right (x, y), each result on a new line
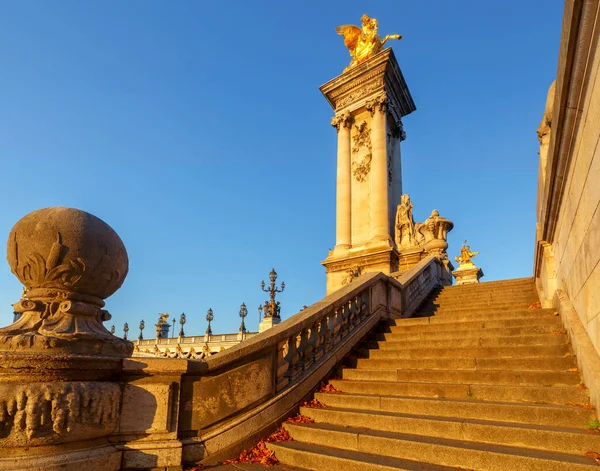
top-left (417, 209), bottom-right (454, 259)
top-left (1, 207), bottom-right (132, 356)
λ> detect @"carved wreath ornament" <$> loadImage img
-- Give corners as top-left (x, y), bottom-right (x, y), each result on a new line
top-left (352, 121), bottom-right (372, 182)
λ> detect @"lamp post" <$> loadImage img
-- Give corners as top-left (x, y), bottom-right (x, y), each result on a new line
top-left (123, 322), bottom-right (129, 340)
top-left (261, 268), bottom-right (285, 319)
top-left (179, 313), bottom-right (186, 338)
top-left (258, 304), bottom-right (263, 328)
top-left (206, 308), bottom-right (214, 335)
top-left (239, 303), bottom-right (248, 333)
top-left (138, 320), bottom-right (145, 341)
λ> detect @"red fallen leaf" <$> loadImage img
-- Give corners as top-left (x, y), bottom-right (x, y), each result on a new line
top-left (221, 427), bottom-right (292, 466)
top-left (317, 381), bottom-right (342, 393)
top-left (528, 301), bottom-right (542, 309)
top-left (568, 367), bottom-right (579, 372)
top-left (579, 384), bottom-right (589, 389)
top-left (585, 451), bottom-right (600, 462)
top-left (302, 398), bottom-right (326, 408)
top-left (185, 465), bottom-right (206, 471)
top-left (568, 402), bottom-right (595, 409)
top-left (286, 413), bottom-right (315, 424)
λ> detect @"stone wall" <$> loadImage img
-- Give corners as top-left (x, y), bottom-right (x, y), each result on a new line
top-left (535, 0), bottom-right (600, 405)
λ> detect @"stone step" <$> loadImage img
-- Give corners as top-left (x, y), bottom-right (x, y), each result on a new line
top-left (341, 368), bottom-right (580, 386)
top-left (366, 333), bottom-right (568, 350)
top-left (267, 440), bottom-right (461, 471)
top-left (364, 344), bottom-right (571, 359)
top-left (417, 305), bottom-right (545, 316)
top-left (298, 407), bottom-right (600, 456)
top-left (313, 392), bottom-right (594, 428)
top-left (392, 309), bottom-right (556, 325)
top-left (350, 356), bottom-right (577, 372)
top-left (374, 322), bottom-right (564, 340)
top-left (416, 304), bottom-right (546, 315)
top-left (387, 316), bottom-right (562, 333)
top-left (276, 423), bottom-right (600, 471)
top-left (329, 379), bottom-right (589, 404)
top-left (441, 277), bottom-right (534, 290)
top-left (433, 290), bottom-right (538, 300)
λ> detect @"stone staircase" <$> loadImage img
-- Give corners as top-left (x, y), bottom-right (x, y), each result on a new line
top-left (268, 277), bottom-right (600, 470)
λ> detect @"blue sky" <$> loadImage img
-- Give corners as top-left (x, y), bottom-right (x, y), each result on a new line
top-left (0, 1), bottom-right (563, 337)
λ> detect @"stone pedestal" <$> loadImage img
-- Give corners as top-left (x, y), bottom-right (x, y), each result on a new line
top-left (398, 246), bottom-right (425, 271)
top-left (321, 48), bottom-right (416, 295)
top-left (0, 207), bottom-right (133, 471)
top-left (453, 264), bottom-right (484, 285)
top-left (259, 316), bottom-right (281, 333)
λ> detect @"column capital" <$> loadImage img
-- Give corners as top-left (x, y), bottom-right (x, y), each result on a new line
top-left (365, 94), bottom-right (388, 116)
top-left (331, 111), bottom-right (354, 132)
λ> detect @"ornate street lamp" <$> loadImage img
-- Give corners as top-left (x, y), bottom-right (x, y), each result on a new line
top-left (239, 303), bottom-right (248, 333)
top-left (123, 322), bottom-right (129, 340)
top-left (261, 268), bottom-right (285, 319)
top-left (206, 308), bottom-right (214, 335)
top-left (138, 320), bottom-right (145, 341)
top-left (258, 304), bottom-right (263, 326)
top-left (179, 313), bottom-right (186, 337)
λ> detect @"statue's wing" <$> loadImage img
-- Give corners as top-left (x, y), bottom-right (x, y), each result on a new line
top-left (336, 24), bottom-right (362, 50)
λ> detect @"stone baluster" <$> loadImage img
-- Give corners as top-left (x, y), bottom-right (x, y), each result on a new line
top-left (319, 314), bottom-right (331, 354)
top-left (275, 339), bottom-right (289, 391)
top-left (307, 320), bottom-right (320, 364)
top-left (283, 333), bottom-right (300, 381)
top-left (296, 327), bottom-right (310, 371)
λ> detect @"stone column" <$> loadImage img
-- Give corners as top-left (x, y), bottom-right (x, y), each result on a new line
top-left (332, 111), bottom-right (354, 252)
top-left (367, 95), bottom-right (391, 245)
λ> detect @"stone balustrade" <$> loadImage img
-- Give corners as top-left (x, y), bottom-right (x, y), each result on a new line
top-left (0, 207), bottom-right (450, 470)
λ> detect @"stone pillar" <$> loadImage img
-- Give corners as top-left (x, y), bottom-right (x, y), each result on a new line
top-left (0, 207), bottom-right (133, 471)
top-left (332, 112), bottom-right (354, 252)
top-left (367, 95), bottom-right (391, 246)
top-left (320, 48), bottom-right (416, 294)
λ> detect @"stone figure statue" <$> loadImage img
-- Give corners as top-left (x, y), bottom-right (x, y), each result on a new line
top-left (394, 194), bottom-right (417, 248)
top-left (455, 240), bottom-right (479, 266)
top-left (336, 14), bottom-right (401, 71)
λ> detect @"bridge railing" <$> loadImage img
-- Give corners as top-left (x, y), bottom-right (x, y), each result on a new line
top-left (114, 255), bottom-right (449, 467)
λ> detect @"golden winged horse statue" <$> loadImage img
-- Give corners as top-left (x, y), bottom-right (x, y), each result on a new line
top-left (336, 14), bottom-right (401, 72)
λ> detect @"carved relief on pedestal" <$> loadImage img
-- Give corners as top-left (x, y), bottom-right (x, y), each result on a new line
top-left (0, 381), bottom-right (120, 447)
top-left (342, 266), bottom-right (363, 285)
top-left (351, 121), bottom-right (373, 182)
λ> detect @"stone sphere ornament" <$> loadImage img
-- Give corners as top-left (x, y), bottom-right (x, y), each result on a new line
top-left (1, 207), bottom-right (132, 356)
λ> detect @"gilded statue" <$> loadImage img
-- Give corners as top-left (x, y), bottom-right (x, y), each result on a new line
top-left (337, 14), bottom-right (401, 72)
top-left (455, 240), bottom-right (480, 266)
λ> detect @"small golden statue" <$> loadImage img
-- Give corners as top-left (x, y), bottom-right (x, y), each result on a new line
top-left (336, 14), bottom-right (401, 72)
top-left (455, 240), bottom-right (480, 266)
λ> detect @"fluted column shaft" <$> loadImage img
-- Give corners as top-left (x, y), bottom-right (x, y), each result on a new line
top-left (332, 113), bottom-right (354, 250)
top-left (368, 97), bottom-right (390, 243)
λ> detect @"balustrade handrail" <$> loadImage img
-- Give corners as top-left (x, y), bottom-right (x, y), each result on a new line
top-left (189, 256), bottom-right (441, 375)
